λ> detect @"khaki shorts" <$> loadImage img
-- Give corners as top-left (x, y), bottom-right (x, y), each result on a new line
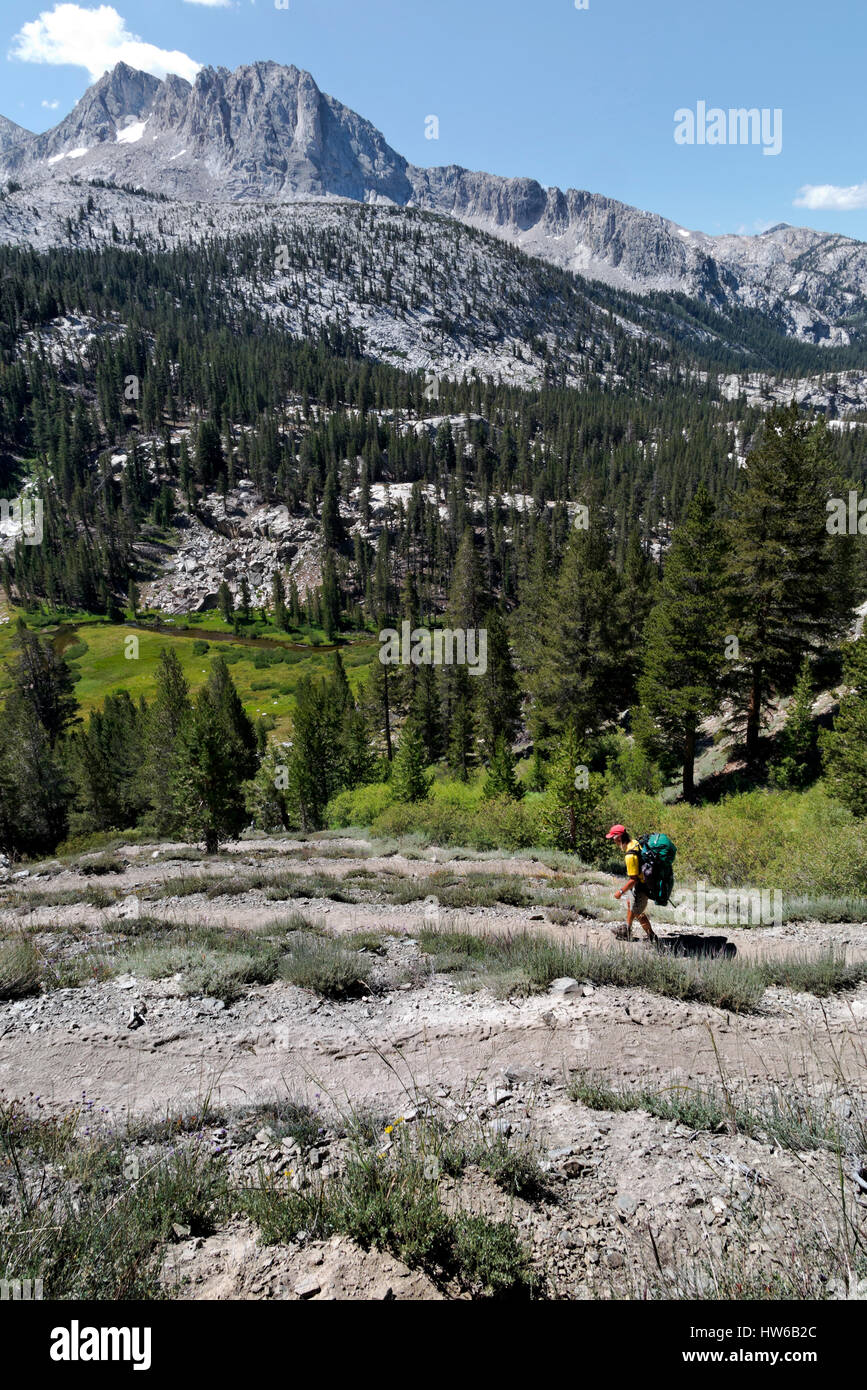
top-left (630, 884), bottom-right (650, 916)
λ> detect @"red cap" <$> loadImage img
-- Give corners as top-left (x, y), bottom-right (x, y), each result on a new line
top-left (605, 824), bottom-right (627, 840)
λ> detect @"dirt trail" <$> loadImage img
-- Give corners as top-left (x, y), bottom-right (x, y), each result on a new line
top-left (3, 956), bottom-right (865, 1120)
top-left (5, 838), bottom-right (865, 962)
top-left (2, 837), bottom-right (866, 1123)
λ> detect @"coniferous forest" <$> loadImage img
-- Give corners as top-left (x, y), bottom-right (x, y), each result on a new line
top-left (0, 228), bottom-right (866, 864)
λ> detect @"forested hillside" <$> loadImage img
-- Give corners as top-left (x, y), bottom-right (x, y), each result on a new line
top-left (1, 220), bottom-right (866, 861)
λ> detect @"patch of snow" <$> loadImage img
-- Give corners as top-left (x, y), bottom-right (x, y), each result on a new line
top-left (116, 121), bottom-right (147, 145)
top-left (46, 147), bottom-right (89, 165)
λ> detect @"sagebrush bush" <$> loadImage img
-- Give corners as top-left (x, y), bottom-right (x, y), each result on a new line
top-left (180, 950), bottom-right (280, 1003)
top-left (279, 937), bottom-right (372, 998)
top-left (0, 940), bottom-right (42, 999)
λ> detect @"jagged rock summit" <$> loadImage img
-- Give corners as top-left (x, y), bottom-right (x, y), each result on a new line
top-left (2, 59), bottom-right (867, 344)
top-left (1, 60), bottom-right (413, 203)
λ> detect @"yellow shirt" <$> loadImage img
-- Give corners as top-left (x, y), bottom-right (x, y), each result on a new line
top-left (624, 839), bottom-right (644, 881)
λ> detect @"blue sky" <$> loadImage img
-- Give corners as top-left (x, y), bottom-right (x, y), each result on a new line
top-left (2, 0), bottom-right (866, 240)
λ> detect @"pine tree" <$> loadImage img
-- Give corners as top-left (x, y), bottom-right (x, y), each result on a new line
top-left (445, 666), bottom-right (474, 781)
top-left (637, 484), bottom-right (727, 800)
top-left (482, 736), bottom-right (522, 801)
top-left (195, 418), bottom-right (223, 487)
top-left (0, 694), bottom-right (70, 855)
top-left (243, 745), bottom-right (292, 831)
top-left (217, 579), bottom-right (234, 626)
top-left (238, 575), bottom-right (252, 623)
top-left (539, 726), bottom-right (606, 858)
top-left (173, 687), bottom-right (247, 853)
top-left (362, 658), bottom-right (394, 761)
top-left (67, 691), bottom-right (147, 833)
top-left (9, 621), bottom-right (77, 747)
top-left (447, 527), bottom-right (486, 628)
top-left (619, 530), bottom-right (657, 703)
top-left (529, 525), bottom-right (627, 746)
top-left (820, 635), bottom-right (867, 815)
top-left (390, 719), bottom-right (432, 803)
top-left (271, 570), bottom-right (288, 632)
top-left (145, 648), bottom-right (191, 834)
top-left (726, 407), bottom-right (852, 762)
top-left (321, 550), bottom-right (341, 640)
top-left (769, 657), bottom-right (818, 790)
top-left (321, 469), bottom-right (347, 548)
top-left (512, 521), bottom-right (551, 672)
top-left (411, 661), bottom-right (442, 762)
top-left (476, 608), bottom-right (521, 758)
top-left (339, 704), bottom-right (377, 789)
top-left (283, 677), bottom-right (344, 831)
top-left (205, 654), bottom-right (258, 776)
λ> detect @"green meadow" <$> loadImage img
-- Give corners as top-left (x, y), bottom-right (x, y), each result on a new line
top-left (0, 609), bottom-right (379, 740)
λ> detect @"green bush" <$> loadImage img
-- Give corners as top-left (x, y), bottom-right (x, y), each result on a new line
top-left (326, 782), bottom-right (393, 828)
top-left (330, 774), bottom-right (867, 895)
top-left (607, 785), bottom-right (867, 895)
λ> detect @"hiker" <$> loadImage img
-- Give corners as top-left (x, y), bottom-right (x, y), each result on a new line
top-left (606, 824), bottom-right (658, 943)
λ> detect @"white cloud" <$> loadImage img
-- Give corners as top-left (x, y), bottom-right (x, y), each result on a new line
top-left (41, 98), bottom-right (60, 109)
top-left (8, 4), bottom-right (202, 83)
top-left (184, 0), bottom-right (232, 7)
top-left (794, 182), bottom-right (867, 211)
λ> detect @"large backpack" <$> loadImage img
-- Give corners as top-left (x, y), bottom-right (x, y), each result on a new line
top-left (638, 833), bottom-right (677, 906)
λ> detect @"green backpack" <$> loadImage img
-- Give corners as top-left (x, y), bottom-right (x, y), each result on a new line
top-left (638, 833), bottom-right (677, 906)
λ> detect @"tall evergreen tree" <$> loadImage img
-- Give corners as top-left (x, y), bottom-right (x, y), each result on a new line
top-left (726, 407), bottom-right (852, 761)
top-left (217, 579), bottom-right (234, 626)
top-left (476, 608), bottom-right (521, 758)
top-left (820, 635), bottom-right (867, 815)
top-left (173, 686), bottom-right (248, 853)
top-left (8, 621), bottom-right (77, 747)
top-left (0, 694), bottom-right (70, 855)
top-left (321, 550), bottom-right (341, 640)
top-left (145, 648), bottom-right (191, 835)
top-left (482, 736), bottom-right (522, 801)
top-left (529, 525), bottom-right (627, 746)
top-left (238, 574), bottom-right (252, 623)
top-left (206, 654), bottom-right (258, 775)
top-left (411, 661), bottom-right (442, 762)
top-left (321, 468), bottom-right (347, 548)
top-left (283, 676), bottom-right (344, 830)
top-left (391, 719), bottom-right (432, 803)
top-left (769, 657), bottom-right (819, 790)
top-left (271, 570), bottom-right (288, 632)
top-left (67, 691), bottom-right (147, 832)
top-left (539, 725), bottom-right (605, 858)
top-left (172, 655), bottom-right (256, 851)
top-left (637, 484), bottom-right (727, 800)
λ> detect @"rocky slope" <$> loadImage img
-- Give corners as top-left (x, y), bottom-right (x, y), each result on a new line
top-left (2, 60), bottom-right (867, 346)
